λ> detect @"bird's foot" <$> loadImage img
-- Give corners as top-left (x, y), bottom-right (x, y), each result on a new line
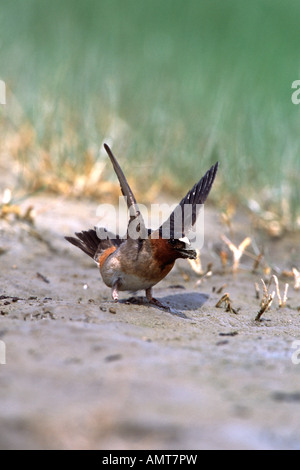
top-left (146, 288), bottom-right (171, 310)
top-left (145, 287), bottom-right (187, 317)
top-left (125, 296), bottom-right (144, 305)
top-left (111, 281), bottom-right (121, 302)
top-left (148, 297), bottom-right (169, 309)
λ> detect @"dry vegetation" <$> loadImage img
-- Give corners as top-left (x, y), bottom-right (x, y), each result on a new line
top-left (1, 0), bottom-right (300, 450)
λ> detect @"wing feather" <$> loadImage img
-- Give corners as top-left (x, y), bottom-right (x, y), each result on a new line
top-left (104, 144), bottom-right (146, 239)
top-left (158, 162), bottom-right (219, 239)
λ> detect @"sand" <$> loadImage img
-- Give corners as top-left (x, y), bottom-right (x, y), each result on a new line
top-left (0, 195), bottom-right (300, 450)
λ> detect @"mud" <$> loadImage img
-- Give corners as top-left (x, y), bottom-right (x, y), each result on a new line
top-left (0, 196), bottom-right (300, 449)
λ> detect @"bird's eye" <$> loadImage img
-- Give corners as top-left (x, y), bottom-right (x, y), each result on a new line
top-left (169, 238), bottom-right (176, 245)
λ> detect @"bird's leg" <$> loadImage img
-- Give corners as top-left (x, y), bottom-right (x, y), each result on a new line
top-left (145, 287), bottom-right (153, 302)
top-left (145, 287), bottom-right (166, 309)
top-left (146, 287), bottom-right (185, 317)
top-left (111, 280), bottom-right (120, 302)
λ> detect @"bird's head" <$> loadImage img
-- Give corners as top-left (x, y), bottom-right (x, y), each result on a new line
top-left (167, 236), bottom-right (197, 260)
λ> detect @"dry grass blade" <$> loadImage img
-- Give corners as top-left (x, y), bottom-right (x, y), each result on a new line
top-left (0, 202), bottom-right (35, 224)
top-left (216, 283), bottom-right (227, 294)
top-left (261, 278), bottom-right (269, 297)
top-left (255, 292), bottom-right (275, 321)
top-left (292, 268), bottom-right (300, 290)
top-left (221, 235), bottom-right (251, 272)
top-left (254, 282), bottom-right (260, 299)
top-left (219, 249), bottom-right (228, 269)
top-left (273, 275), bottom-right (282, 306)
top-left (215, 293), bottom-right (238, 314)
top-left (283, 283), bottom-right (289, 308)
top-left (255, 278), bottom-right (275, 321)
top-left (215, 293), bottom-right (230, 308)
top-left (220, 205), bottom-right (236, 238)
top-left (252, 253), bottom-right (263, 273)
top-left (273, 274), bottom-right (289, 308)
top-left (187, 249), bottom-right (203, 275)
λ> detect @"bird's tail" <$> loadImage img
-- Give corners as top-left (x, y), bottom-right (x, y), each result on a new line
top-left (65, 229), bottom-right (101, 259)
top-left (65, 228), bottom-right (123, 261)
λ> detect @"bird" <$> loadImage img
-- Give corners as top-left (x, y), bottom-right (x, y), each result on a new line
top-left (65, 144), bottom-right (218, 307)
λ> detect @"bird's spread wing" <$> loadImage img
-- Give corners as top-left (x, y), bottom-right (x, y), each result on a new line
top-left (158, 162), bottom-right (219, 239)
top-left (104, 144), bottom-right (146, 239)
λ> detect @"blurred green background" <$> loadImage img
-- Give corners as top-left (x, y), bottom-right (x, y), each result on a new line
top-left (0, 0), bottom-right (300, 225)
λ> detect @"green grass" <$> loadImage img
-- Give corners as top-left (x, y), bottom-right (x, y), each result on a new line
top-left (0, 0), bottom-right (300, 226)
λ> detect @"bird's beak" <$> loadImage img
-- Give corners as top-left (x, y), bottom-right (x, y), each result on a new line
top-left (176, 246), bottom-right (197, 260)
top-left (173, 236), bottom-right (196, 259)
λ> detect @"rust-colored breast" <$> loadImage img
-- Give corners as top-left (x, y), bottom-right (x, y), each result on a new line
top-left (116, 238), bottom-right (176, 285)
top-left (98, 246), bottom-right (117, 268)
top-left (149, 238), bottom-right (177, 274)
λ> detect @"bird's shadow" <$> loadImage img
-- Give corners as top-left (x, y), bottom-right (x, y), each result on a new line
top-left (121, 292), bottom-right (209, 319)
top-left (159, 292), bottom-right (209, 311)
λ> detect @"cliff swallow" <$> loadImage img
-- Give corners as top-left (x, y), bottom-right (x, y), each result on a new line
top-left (66, 144), bottom-right (218, 307)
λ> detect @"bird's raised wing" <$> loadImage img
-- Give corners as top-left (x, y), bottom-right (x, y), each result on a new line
top-left (104, 144), bottom-right (146, 239)
top-left (157, 162), bottom-right (219, 239)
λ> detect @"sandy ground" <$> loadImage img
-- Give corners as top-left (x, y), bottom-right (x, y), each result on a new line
top-left (0, 195), bottom-right (300, 450)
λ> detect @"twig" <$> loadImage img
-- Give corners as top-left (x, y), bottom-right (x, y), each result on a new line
top-left (36, 272), bottom-right (50, 284)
